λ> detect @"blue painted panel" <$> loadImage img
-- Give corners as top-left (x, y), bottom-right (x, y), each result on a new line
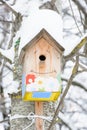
top-left (22, 74), bottom-right (26, 97)
top-left (32, 92), bottom-right (51, 98)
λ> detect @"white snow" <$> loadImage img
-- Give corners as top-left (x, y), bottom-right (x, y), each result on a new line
top-left (12, 0), bottom-right (42, 15)
top-left (13, 0), bottom-right (87, 56)
top-left (59, 112), bottom-right (77, 130)
top-left (5, 80), bottom-right (19, 94)
top-left (18, 10), bottom-right (63, 54)
top-left (13, 1), bottom-right (63, 55)
top-left (0, 125), bottom-right (4, 130)
top-left (42, 0), bottom-right (51, 3)
top-left (0, 112), bottom-right (4, 130)
top-left (12, 0), bottom-right (30, 15)
top-left (0, 45), bottom-right (14, 63)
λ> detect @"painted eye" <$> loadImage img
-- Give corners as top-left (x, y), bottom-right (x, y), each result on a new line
top-left (28, 79), bottom-right (33, 83)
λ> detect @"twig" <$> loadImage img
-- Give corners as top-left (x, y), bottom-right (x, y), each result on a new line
top-left (59, 112), bottom-right (77, 130)
top-left (68, 98), bottom-right (87, 112)
top-left (0, 26), bottom-right (10, 34)
top-left (0, 59), bottom-right (4, 73)
top-left (62, 77), bottom-right (87, 92)
top-left (51, 0), bottom-right (56, 5)
top-left (68, 0), bottom-right (82, 36)
top-left (71, 58), bottom-right (87, 70)
top-left (0, 119), bottom-right (9, 123)
top-left (79, 9), bottom-right (87, 30)
top-left (71, 0), bottom-right (87, 16)
top-left (40, 0), bottom-right (59, 13)
top-left (0, 19), bottom-right (13, 23)
top-left (48, 56), bottom-right (79, 130)
top-left (78, 52), bottom-right (87, 57)
top-left (10, 0), bottom-right (17, 6)
top-left (0, 52), bottom-right (12, 63)
top-left (59, 118), bottom-right (72, 130)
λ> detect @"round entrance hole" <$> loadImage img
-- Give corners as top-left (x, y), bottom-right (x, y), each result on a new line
top-left (39, 55), bottom-right (46, 61)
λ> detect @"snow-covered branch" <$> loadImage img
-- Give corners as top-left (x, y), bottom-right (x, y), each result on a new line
top-left (0, 46), bottom-right (14, 63)
top-left (66, 98), bottom-right (87, 113)
top-left (0, 0), bottom-right (18, 16)
top-left (64, 36), bottom-right (87, 61)
top-left (72, 0), bottom-right (87, 16)
top-left (62, 77), bottom-right (87, 92)
top-left (59, 112), bottom-right (77, 130)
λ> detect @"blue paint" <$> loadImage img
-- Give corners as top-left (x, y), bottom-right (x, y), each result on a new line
top-left (32, 92), bottom-right (51, 98)
top-left (22, 74), bottom-right (26, 97)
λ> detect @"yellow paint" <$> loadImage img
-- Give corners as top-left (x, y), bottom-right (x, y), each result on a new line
top-left (38, 80), bottom-right (43, 84)
top-left (23, 92), bottom-right (61, 101)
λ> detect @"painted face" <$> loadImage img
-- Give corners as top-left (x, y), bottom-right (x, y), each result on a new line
top-left (26, 74), bottom-right (35, 84)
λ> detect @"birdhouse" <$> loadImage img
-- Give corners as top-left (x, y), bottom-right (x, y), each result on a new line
top-left (19, 29), bottom-right (64, 101)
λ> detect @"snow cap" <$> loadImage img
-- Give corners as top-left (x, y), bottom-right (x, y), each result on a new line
top-left (15, 1), bottom-right (64, 55)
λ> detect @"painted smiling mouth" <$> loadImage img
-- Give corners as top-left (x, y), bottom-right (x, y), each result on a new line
top-left (30, 70), bottom-right (56, 74)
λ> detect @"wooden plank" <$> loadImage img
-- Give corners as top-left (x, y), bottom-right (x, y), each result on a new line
top-left (35, 102), bottom-right (43, 130)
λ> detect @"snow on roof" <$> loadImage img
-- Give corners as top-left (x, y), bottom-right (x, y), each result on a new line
top-left (13, 2), bottom-right (64, 55)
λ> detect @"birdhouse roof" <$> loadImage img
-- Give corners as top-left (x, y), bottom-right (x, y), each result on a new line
top-left (19, 28), bottom-right (64, 64)
top-left (15, 8), bottom-right (65, 56)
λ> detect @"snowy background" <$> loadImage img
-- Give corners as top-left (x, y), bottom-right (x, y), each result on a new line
top-left (0, 0), bottom-right (87, 130)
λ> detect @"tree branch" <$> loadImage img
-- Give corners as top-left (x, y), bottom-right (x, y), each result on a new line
top-left (67, 98), bottom-right (87, 113)
top-left (40, 0), bottom-right (59, 13)
top-left (62, 77), bottom-right (87, 92)
top-left (68, 0), bottom-right (82, 36)
top-left (71, 58), bottom-right (87, 70)
top-left (0, 26), bottom-right (10, 34)
top-left (48, 56), bottom-right (79, 130)
top-left (0, 0), bottom-right (18, 16)
top-left (0, 119), bottom-right (9, 123)
top-left (0, 19), bottom-right (13, 23)
top-left (64, 36), bottom-right (87, 61)
top-left (71, 0), bottom-right (87, 16)
top-left (51, 0), bottom-right (56, 5)
top-left (58, 112), bottom-right (77, 130)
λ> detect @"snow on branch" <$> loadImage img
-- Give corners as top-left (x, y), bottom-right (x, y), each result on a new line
top-left (72, 0), bottom-right (87, 16)
top-left (66, 98), bottom-right (87, 113)
top-left (62, 77), bottom-right (87, 92)
top-left (0, 0), bottom-right (18, 16)
top-left (0, 46), bottom-right (14, 63)
top-left (64, 36), bottom-right (87, 61)
top-left (71, 58), bottom-right (87, 70)
top-left (59, 112), bottom-right (77, 130)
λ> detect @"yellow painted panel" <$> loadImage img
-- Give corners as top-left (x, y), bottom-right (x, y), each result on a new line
top-left (23, 91), bottom-right (61, 101)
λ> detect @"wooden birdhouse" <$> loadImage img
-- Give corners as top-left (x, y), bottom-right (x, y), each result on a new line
top-left (19, 29), bottom-right (64, 101)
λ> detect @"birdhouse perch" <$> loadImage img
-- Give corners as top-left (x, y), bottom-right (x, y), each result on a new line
top-left (19, 29), bottom-right (64, 101)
